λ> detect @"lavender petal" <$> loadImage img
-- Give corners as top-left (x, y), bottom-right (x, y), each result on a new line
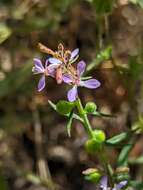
top-left (67, 86), bottom-right (78, 102)
top-left (62, 74), bottom-right (73, 84)
top-left (100, 176), bottom-right (108, 189)
top-left (38, 75), bottom-right (46, 91)
top-left (48, 63), bottom-right (60, 72)
top-left (48, 57), bottom-right (62, 64)
top-left (80, 79), bottom-right (101, 89)
top-left (34, 58), bottom-right (44, 70)
top-left (70, 48), bottom-right (79, 60)
top-left (32, 66), bottom-right (44, 74)
top-left (45, 59), bottom-right (50, 68)
top-left (115, 181), bottom-right (127, 190)
top-left (77, 60), bottom-right (86, 76)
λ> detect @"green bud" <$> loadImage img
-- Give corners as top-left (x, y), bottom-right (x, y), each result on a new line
top-left (92, 129), bottom-right (106, 143)
top-left (85, 139), bottom-right (102, 153)
top-left (85, 102), bottom-right (97, 113)
top-left (115, 173), bottom-right (130, 182)
top-left (114, 167), bottom-right (130, 182)
top-left (82, 168), bottom-right (101, 183)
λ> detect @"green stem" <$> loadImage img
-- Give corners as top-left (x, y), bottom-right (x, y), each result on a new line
top-left (76, 98), bottom-right (113, 184)
top-left (76, 98), bottom-right (93, 138)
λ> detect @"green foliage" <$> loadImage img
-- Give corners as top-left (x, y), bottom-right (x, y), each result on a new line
top-left (56, 100), bottom-right (75, 115)
top-left (132, 116), bottom-right (143, 134)
top-left (66, 110), bottom-right (74, 137)
top-left (106, 132), bottom-right (129, 146)
top-left (117, 139), bottom-right (134, 166)
top-left (90, 111), bottom-right (115, 118)
top-left (91, 0), bottom-right (114, 14)
top-left (48, 100), bottom-right (83, 122)
top-left (130, 180), bottom-right (143, 189)
top-left (130, 0), bottom-right (143, 8)
top-left (87, 46), bottom-right (112, 72)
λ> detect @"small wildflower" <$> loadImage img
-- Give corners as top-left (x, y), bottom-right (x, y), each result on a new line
top-left (62, 61), bottom-right (101, 102)
top-left (100, 176), bottom-right (127, 190)
top-left (32, 58), bottom-right (54, 92)
top-left (47, 45), bottom-right (79, 84)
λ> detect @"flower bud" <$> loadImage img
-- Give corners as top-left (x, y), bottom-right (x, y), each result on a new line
top-left (85, 102), bottom-right (97, 113)
top-left (82, 168), bottom-right (101, 183)
top-left (114, 167), bottom-right (130, 182)
top-left (92, 129), bottom-right (106, 143)
top-left (85, 139), bottom-right (102, 153)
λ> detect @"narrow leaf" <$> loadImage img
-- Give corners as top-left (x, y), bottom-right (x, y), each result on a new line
top-left (106, 132), bottom-right (129, 145)
top-left (48, 100), bottom-right (57, 111)
top-left (91, 111), bottom-right (115, 118)
top-left (117, 139), bottom-right (134, 166)
top-left (66, 111), bottom-right (74, 137)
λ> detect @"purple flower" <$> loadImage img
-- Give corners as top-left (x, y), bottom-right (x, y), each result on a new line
top-left (32, 58), bottom-right (54, 92)
top-left (69, 48), bottom-right (79, 62)
top-left (62, 61), bottom-right (101, 102)
top-left (100, 176), bottom-right (127, 190)
top-left (48, 48), bottom-right (79, 65)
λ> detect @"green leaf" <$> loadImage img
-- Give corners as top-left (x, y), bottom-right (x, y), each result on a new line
top-left (48, 100), bottom-right (83, 122)
top-left (56, 100), bottom-right (75, 115)
top-left (66, 111), bottom-right (74, 137)
top-left (91, 111), bottom-right (115, 118)
top-left (117, 139), bottom-right (134, 166)
top-left (106, 132), bottom-right (129, 145)
top-left (48, 100), bottom-right (57, 111)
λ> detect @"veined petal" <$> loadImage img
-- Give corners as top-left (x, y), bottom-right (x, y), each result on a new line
top-left (100, 176), bottom-right (108, 189)
top-left (45, 59), bottom-right (50, 68)
top-left (34, 58), bottom-right (44, 70)
top-left (48, 63), bottom-right (60, 71)
top-left (77, 61), bottom-right (86, 76)
top-left (62, 74), bottom-right (73, 84)
top-left (48, 63), bottom-right (60, 78)
top-left (67, 86), bottom-right (78, 102)
top-left (80, 79), bottom-right (101, 89)
top-left (115, 181), bottom-right (127, 190)
top-left (70, 48), bottom-right (79, 60)
top-left (48, 57), bottom-right (62, 64)
top-left (32, 66), bottom-right (44, 74)
top-left (38, 75), bottom-right (46, 91)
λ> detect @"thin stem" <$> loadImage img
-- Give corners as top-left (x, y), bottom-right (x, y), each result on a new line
top-left (76, 98), bottom-right (93, 138)
top-left (76, 97), bottom-right (113, 185)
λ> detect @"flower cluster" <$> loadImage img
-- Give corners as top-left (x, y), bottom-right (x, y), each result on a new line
top-left (100, 176), bottom-right (127, 190)
top-left (32, 43), bottom-right (101, 102)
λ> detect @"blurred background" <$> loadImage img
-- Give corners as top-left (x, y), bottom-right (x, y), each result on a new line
top-left (0, 0), bottom-right (143, 189)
